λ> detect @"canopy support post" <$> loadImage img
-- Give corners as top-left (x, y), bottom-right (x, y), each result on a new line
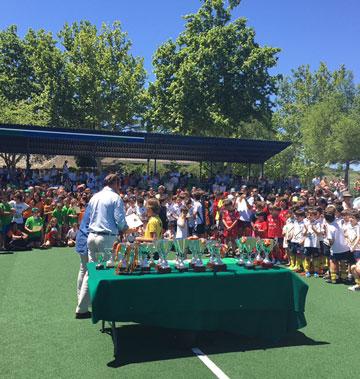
top-left (260, 162), bottom-right (264, 178)
top-left (248, 163), bottom-right (251, 180)
top-left (154, 159), bottom-right (157, 175)
top-left (147, 159), bottom-right (150, 175)
top-left (199, 161), bottom-right (202, 181)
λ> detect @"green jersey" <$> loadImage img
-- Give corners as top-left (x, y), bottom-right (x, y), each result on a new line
top-left (25, 216), bottom-right (44, 238)
top-left (52, 209), bottom-right (63, 226)
top-left (0, 202), bottom-right (13, 229)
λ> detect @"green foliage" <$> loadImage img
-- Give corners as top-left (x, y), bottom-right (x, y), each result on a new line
top-left (0, 21), bottom-right (147, 130)
top-left (273, 63), bottom-right (358, 182)
top-left (147, 0), bottom-right (280, 137)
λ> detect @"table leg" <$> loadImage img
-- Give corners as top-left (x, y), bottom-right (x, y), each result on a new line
top-left (111, 321), bottom-right (119, 358)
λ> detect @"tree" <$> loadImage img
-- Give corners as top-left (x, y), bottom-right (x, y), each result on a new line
top-left (147, 0), bottom-right (280, 137)
top-left (58, 21), bottom-right (147, 130)
top-left (272, 63), bottom-right (357, 182)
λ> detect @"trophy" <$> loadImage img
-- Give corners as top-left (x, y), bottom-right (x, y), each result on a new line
top-left (156, 239), bottom-right (172, 274)
top-left (261, 239), bottom-right (274, 268)
top-left (174, 239), bottom-right (188, 272)
top-left (207, 241), bottom-right (227, 272)
top-left (138, 243), bottom-right (151, 272)
top-left (254, 238), bottom-right (264, 266)
top-left (95, 251), bottom-right (106, 270)
top-left (115, 243), bottom-right (128, 274)
top-left (188, 238), bottom-right (206, 272)
top-left (235, 237), bottom-right (248, 266)
top-left (116, 243), bottom-right (139, 275)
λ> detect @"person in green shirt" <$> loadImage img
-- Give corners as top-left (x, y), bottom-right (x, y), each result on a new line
top-left (0, 194), bottom-right (14, 250)
top-left (52, 203), bottom-right (64, 227)
top-left (67, 199), bottom-right (79, 226)
top-left (25, 208), bottom-right (44, 248)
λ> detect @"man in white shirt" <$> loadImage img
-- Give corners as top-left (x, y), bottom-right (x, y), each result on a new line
top-left (75, 174), bottom-right (128, 319)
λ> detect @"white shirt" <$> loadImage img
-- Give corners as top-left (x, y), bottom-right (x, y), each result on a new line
top-left (236, 198), bottom-right (252, 222)
top-left (326, 221), bottom-right (349, 254)
top-left (176, 217), bottom-right (188, 239)
top-left (303, 219), bottom-right (320, 248)
top-left (9, 201), bottom-right (29, 224)
top-left (193, 201), bottom-right (204, 226)
top-left (87, 186), bottom-right (127, 235)
top-left (291, 220), bottom-right (305, 244)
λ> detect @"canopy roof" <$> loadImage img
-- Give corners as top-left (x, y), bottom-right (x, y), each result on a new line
top-left (0, 124), bottom-right (290, 164)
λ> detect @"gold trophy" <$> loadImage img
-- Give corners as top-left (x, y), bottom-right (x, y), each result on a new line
top-left (206, 241), bottom-right (227, 272)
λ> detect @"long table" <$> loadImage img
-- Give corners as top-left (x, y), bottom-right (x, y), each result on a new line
top-left (88, 259), bottom-right (308, 356)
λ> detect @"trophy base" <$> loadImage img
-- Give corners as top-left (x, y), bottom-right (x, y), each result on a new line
top-left (253, 260), bottom-right (263, 266)
top-left (175, 266), bottom-right (188, 272)
top-left (193, 265), bottom-right (206, 272)
top-left (245, 263), bottom-right (255, 269)
top-left (96, 264), bottom-right (105, 270)
top-left (141, 266), bottom-right (151, 273)
top-left (236, 260), bottom-right (245, 266)
top-left (207, 262), bottom-right (227, 272)
top-left (156, 266), bottom-right (172, 274)
top-left (261, 261), bottom-right (273, 269)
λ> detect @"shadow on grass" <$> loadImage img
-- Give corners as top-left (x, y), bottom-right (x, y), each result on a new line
top-left (105, 324), bottom-right (329, 368)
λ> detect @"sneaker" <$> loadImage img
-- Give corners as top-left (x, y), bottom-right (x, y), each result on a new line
top-left (325, 278), bottom-right (340, 284)
top-left (313, 272), bottom-right (319, 278)
top-left (348, 285), bottom-right (360, 292)
top-left (305, 272), bottom-right (311, 278)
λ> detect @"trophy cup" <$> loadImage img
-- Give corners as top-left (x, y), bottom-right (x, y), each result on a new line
top-left (115, 243), bottom-right (128, 274)
top-left (156, 240), bottom-right (172, 274)
top-left (95, 251), bottom-right (105, 270)
top-left (254, 238), bottom-right (264, 266)
top-left (207, 241), bottom-right (227, 272)
top-left (244, 244), bottom-right (255, 269)
top-left (235, 237), bottom-right (248, 266)
top-left (138, 243), bottom-right (151, 272)
top-left (188, 239), bottom-right (206, 272)
top-left (174, 239), bottom-right (188, 272)
top-left (261, 239), bottom-right (274, 268)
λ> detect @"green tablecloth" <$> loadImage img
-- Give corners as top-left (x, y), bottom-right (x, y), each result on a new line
top-left (88, 259), bottom-right (308, 339)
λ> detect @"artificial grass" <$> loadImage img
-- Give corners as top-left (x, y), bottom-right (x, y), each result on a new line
top-left (0, 248), bottom-right (359, 378)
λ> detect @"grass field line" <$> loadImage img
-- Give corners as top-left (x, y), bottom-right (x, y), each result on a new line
top-left (192, 347), bottom-right (231, 379)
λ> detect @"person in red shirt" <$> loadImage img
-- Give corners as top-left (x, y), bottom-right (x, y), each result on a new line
top-left (253, 212), bottom-right (268, 238)
top-left (222, 199), bottom-right (239, 254)
top-left (279, 197), bottom-right (289, 223)
top-left (267, 206), bottom-right (286, 262)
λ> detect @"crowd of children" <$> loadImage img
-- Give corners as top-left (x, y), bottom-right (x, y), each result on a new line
top-left (1, 169), bottom-right (359, 292)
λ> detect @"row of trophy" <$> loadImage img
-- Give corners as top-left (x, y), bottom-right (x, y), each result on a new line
top-left (95, 237), bottom-right (276, 274)
top-left (235, 237), bottom-right (275, 269)
top-left (98, 238), bottom-right (229, 275)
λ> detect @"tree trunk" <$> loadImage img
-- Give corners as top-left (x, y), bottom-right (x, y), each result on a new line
top-left (344, 160), bottom-right (350, 187)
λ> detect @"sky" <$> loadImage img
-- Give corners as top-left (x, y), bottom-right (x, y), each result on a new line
top-left (0, 0), bottom-right (359, 83)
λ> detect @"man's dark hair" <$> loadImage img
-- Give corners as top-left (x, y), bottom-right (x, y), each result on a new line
top-left (104, 173), bottom-right (120, 187)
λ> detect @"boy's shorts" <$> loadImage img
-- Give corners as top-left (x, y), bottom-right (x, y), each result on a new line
top-left (290, 242), bottom-right (304, 255)
top-left (330, 251), bottom-right (352, 262)
top-left (353, 251), bottom-right (360, 262)
top-left (304, 247), bottom-right (320, 257)
top-left (323, 243), bottom-right (331, 257)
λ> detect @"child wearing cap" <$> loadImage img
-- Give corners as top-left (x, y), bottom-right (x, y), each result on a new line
top-left (290, 210), bottom-right (306, 272)
top-left (303, 209), bottom-right (322, 277)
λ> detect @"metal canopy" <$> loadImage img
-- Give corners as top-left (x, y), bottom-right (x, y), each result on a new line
top-left (0, 124), bottom-right (290, 164)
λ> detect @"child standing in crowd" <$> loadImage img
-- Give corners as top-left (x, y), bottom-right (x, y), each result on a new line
top-left (267, 206), bottom-right (285, 264)
top-left (66, 223), bottom-right (79, 247)
top-left (303, 209), bottom-right (322, 277)
top-left (222, 199), bottom-right (239, 254)
top-left (253, 212), bottom-right (268, 239)
top-left (290, 210), bottom-right (306, 272)
top-left (324, 209), bottom-right (351, 284)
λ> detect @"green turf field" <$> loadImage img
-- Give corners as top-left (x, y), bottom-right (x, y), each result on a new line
top-left (0, 248), bottom-right (359, 379)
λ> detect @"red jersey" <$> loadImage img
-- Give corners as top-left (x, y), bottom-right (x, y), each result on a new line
top-left (254, 220), bottom-right (268, 238)
top-left (267, 215), bottom-right (284, 238)
top-left (223, 209), bottom-right (239, 238)
top-left (279, 209), bottom-right (288, 223)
